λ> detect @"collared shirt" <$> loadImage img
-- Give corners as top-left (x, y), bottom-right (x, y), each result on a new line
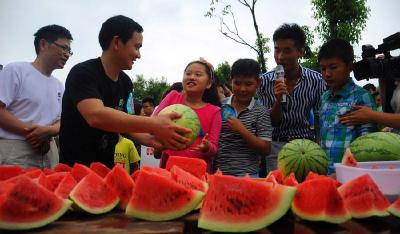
top-left (319, 78), bottom-right (378, 174)
top-left (257, 66), bottom-right (326, 139)
top-left (214, 96), bottom-right (272, 176)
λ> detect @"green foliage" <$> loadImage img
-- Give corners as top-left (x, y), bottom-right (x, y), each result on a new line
top-left (311, 0), bottom-right (370, 44)
top-left (214, 61), bottom-right (231, 86)
top-left (132, 75), bottom-right (170, 105)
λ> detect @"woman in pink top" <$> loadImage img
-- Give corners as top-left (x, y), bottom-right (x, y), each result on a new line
top-left (154, 60), bottom-right (221, 172)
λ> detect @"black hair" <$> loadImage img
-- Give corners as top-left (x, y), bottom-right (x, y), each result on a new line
top-left (134, 103), bottom-right (142, 116)
top-left (363, 83), bottom-right (377, 92)
top-left (318, 38), bottom-right (354, 64)
top-left (162, 82), bottom-right (183, 99)
top-left (273, 23), bottom-right (306, 49)
top-left (230, 58), bottom-right (261, 79)
top-left (184, 61), bottom-right (221, 107)
top-left (34, 25), bottom-right (73, 55)
top-left (98, 15), bottom-right (143, 51)
top-left (142, 96), bottom-right (155, 106)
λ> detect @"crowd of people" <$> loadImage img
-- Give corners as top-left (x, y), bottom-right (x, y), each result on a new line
top-left (1, 15), bottom-right (399, 178)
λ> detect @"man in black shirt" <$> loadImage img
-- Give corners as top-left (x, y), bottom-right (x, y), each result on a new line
top-left (60, 15), bottom-right (190, 168)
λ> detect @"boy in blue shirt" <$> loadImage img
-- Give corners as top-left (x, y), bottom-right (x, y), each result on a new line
top-left (318, 39), bottom-right (377, 174)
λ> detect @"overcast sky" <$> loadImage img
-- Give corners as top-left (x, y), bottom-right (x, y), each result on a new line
top-left (0, 0), bottom-right (399, 88)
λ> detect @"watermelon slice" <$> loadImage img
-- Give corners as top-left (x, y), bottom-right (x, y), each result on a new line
top-left (266, 169), bottom-right (284, 184)
top-left (70, 163), bottom-right (92, 182)
top-left (342, 148), bottom-right (358, 167)
top-left (90, 162), bottom-right (111, 178)
top-left (337, 174), bottom-right (390, 218)
top-left (166, 156), bottom-right (207, 180)
top-left (24, 168), bottom-right (42, 178)
top-left (283, 172), bottom-right (299, 186)
top-left (42, 168), bottom-right (55, 175)
top-left (45, 172), bottom-right (68, 191)
top-left (54, 173), bottom-right (77, 199)
top-left (305, 171), bottom-right (341, 187)
top-left (0, 176), bottom-right (71, 230)
top-left (70, 172), bottom-right (119, 214)
top-left (388, 196), bottom-right (400, 218)
top-left (54, 163), bottom-right (72, 172)
top-left (198, 174), bottom-right (296, 232)
top-left (126, 170), bottom-right (204, 221)
top-left (0, 165), bottom-right (24, 181)
top-left (292, 177), bottom-right (351, 224)
top-left (170, 165), bottom-right (208, 192)
top-left (104, 164), bottom-right (135, 210)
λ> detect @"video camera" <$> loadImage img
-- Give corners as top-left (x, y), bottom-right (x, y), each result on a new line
top-left (353, 32), bottom-right (400, 112)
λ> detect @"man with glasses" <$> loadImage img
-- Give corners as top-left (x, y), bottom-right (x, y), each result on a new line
top-left (0, 25), bottom-right (73, 168)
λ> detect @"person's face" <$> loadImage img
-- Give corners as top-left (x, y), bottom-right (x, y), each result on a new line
top-left (217, 86), bottom-right (225, 99)
top-left (142, 101), bottom-right (154, 116)
top-left (320, 57), bottom-right (352, 93)
top-left (274, 39), bottom-right (304, 72)
top-left (375, 94), bottom-right (382, 106)
top-left (43, 38), bottom-right (72, 70)
top-left (231, 75), bottom-right (260, 103)
top-left (116, 31), bottom-right (143, 70)
top-left (183, 63), bottom-right (212, 95)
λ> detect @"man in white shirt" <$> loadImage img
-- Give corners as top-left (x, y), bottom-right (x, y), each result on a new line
top-left (0, 25), bottom-right (73, 168)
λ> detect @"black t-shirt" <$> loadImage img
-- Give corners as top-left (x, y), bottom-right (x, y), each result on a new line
top-left (59, 58), bottom-right (133, 168)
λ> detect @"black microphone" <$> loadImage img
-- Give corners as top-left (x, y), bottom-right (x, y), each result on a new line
top-left (275, 65), bottom-right (287, 109)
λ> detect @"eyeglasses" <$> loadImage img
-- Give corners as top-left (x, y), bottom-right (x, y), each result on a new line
top-left (51, 42), bottom-right (73, 56)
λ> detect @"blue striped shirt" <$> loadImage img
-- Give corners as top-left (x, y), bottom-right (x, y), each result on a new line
top-left (257, 66), bottom-right (326, 139)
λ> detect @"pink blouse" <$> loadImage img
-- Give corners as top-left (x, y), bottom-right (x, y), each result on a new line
top-left (154, 91), bottom-right (221, 171)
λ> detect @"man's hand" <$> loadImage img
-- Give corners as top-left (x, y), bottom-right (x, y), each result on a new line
top-left (339, 105), bottom-right (375, 125)
top-left (24, 125), bottom-right (52, 152)
top-left (273, 79), bottom-right (288, 102)
top-left (152, 112), bottom-right (191, 150)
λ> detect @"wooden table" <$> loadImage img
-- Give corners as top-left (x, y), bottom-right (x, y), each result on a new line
top-left (1, 211), bottom-right (400, 234)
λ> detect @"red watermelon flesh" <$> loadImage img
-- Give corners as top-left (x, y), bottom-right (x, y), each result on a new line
top-left (341, 149), bottom-right (358, 167)
top-left (305, 171), bottom-right (341, 187)
top-left (24, 168), bottom-right (42, 179)
top-left (283, 172), bottom-right (299, 186)
top-left (42, 168), bottom-right (55, 175)
top-left (0, 166), bottom-right (24, 181)
top-left (198, 174), bottom-right (296, 232)
top-left (388, 196), bottom-right (400, 218)
top-left (70, 172), bottom-right (119, 214)
top-left (126, 170), bottom-right (204, 221)
top-left (141, 166), bottom-right (171, 178)
top-left (90, 162), bottom-right (111, 178)
top-left (0, 176), bottom-right (71, 230)
top-left (170, 165), bottom-right (208, 192)
top-left (54, 173), bottom-right (77, 199)
top-left (337, 174), bottom-right (390, 218)
top-left (292, 177), bottom-right (351, 224)
top-left (104, 164), bottom-right (135, 210)
top-left (166, 156), bottom-right (206, 180)
top-left (266, 169), bottom-right (284, 184)
top-left (54, 163), bottom-right (72, 172)
top-left (46, 172), bottom-right (68, 191)
top-left (70, 163), bottom-right (92, 182)
top-left (36, 173), bottom-right (51, 190)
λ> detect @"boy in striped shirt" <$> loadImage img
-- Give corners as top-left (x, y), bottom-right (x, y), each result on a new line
top-left (213, 59), bottom-right (272, 177)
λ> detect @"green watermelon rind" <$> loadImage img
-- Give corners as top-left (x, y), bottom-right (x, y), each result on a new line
top-left (349, 132), bottom-right (400, 162)
top-left (278, 139), bottom-right (328, 182)
top-left (388, 201), bottom-right (400, 218)
top-left (159, 104), bottom-right (201, 145)
top-left (0, 199), bottom-right (72, 231)
top-left (198, 185), bottom-right (297, 233)
top-left (126, 190), bottom-right (204, 221)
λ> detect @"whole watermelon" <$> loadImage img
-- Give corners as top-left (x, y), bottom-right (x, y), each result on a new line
top-left (158, 104), bottom-right (201, 147)
top-left (347, 132), bottom-right (400, 162)
top-left (278, 139), bottom-right (328, 182)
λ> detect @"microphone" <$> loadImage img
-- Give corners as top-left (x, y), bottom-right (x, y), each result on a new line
top-left (275, 65), bottom-right (287, 108)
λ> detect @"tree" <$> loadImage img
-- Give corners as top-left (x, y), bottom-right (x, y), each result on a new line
top-left (205, 0), bottom-right (269, 72)
top-left (132, 75), bottom-right (170, 105)
top-left (214, 61), bottom-right (231, 86)
top-left (302, 0), bottom-right (370, 70)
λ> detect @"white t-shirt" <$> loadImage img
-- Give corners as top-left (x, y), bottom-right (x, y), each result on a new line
top-left (0, 62), bottom-right (64, 140)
